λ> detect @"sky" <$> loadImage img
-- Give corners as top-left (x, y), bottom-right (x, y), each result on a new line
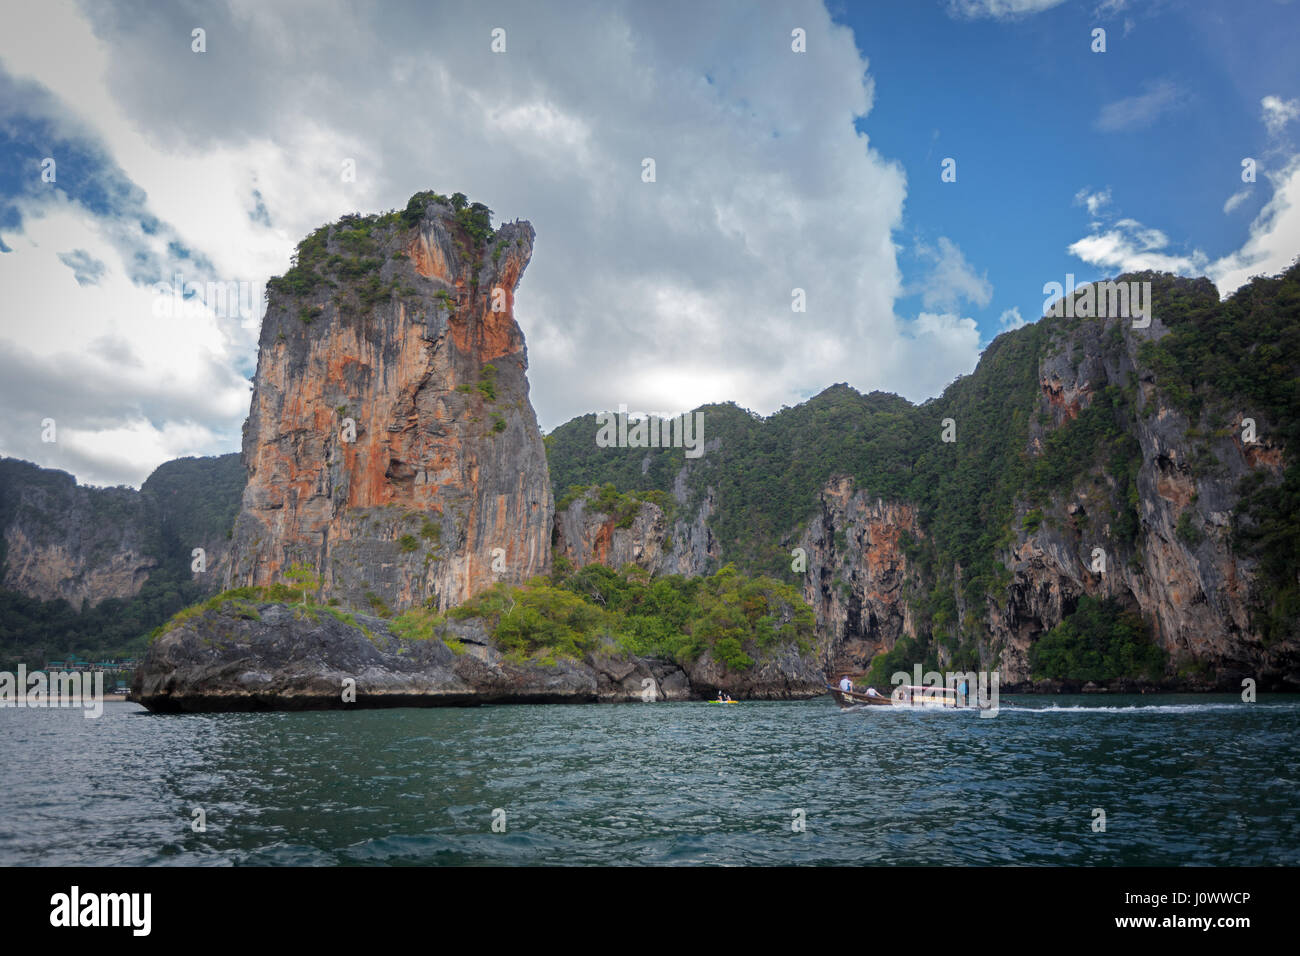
top-left (0, 0), bottom-right (1297, 488)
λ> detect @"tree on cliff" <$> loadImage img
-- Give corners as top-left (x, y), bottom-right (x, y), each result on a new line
top-left (284, 562), bottom-right (321, 605)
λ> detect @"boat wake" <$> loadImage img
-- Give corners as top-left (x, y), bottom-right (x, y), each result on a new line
top-left (835, 703), bottom-right (983, 715)
top-left (999, 701), bottom-right (1298, 715)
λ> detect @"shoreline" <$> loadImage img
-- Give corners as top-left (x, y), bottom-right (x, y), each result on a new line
top-left (3, 693), bottom-right (130, 705)
top-left (2, 689), bottom-right (1289, 715)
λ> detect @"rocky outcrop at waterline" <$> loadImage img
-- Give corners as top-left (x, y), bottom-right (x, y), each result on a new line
top-left (129, 598), bottom-right (822, 711)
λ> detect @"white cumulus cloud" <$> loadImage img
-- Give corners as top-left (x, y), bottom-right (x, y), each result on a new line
top-left (0, 0), bottom-right (990, 486)
top-left (1207, 156), bottom-right (1300, 294)
top-left (1074, 187), bottom-right (1112, 218)
top-left (1067, 219), bottom-right (1209, 275)
top-left (1068, 156), bottom-right (1300, 298)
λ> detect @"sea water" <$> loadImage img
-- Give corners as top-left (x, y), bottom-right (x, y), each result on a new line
top-left (0, 695), bottom-right (1295, 865)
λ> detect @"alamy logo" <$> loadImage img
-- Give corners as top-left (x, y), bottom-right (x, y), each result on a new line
top-left (0, 666), bottom-right (103, 718)
top-left (890, 665), bottom-right (1000, 717)
top-left (50, 886), bottom-right (151, 936)
top-left (151, 272), bottom-right (263, 328)
top-left (1042, 274), bottom-right (1150, 328)
top-left (595, 404), bottom-right (705, 459)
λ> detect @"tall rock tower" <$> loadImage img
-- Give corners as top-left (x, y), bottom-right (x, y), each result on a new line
top-left (226, 191), bottom-right (553, 611)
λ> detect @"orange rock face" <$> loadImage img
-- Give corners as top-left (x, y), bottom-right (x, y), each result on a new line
top-left (551, 480), bottom-right (719, 579)
top-left (799, 476), bottom-right (921, 675)
top-left (226, 200), bottom-right (552, 611)
top-left (1041, 373), bottom-right (1090, 422)
top-left (553, 493), bottom-right (667, 572)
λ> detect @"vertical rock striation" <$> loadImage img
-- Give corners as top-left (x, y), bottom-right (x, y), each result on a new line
top-left (797, 476), bottom-right (920, 676)
top-left (988, 312), bottom-right (1285, 684)
top-left (552, 463), bottom-right (718, 577)
top-left (226, 196), bottom-right (552, 611)
top-left (0, 456), bottom-right (240, 609)
top-left (545, 271), bottom-right (1299, 689)
top-left (0, 460), bottom-right (156, 608)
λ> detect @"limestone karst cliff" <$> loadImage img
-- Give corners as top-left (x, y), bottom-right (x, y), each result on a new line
top-left (0, 455), bottom-right (242, 664)
top-left (797, 477), bottom-right (921, 677)
top-left (115, 193), bottom-right (823, 708)
top-left (0, 454), bottom-right (244, 611)
top-left (552, 479), bottom-right (717, 577)
top-left (546, 267), bottom-right (1300, 690)
top-left (984, 307), bottom-right (1282, 685)
top-left (0, 459), bottom-right (155, 609)
top-left (133, 597), bottom-right (697, 711)
top-left (7, 211), bottom-right (1298, 697)
top-left (225, 194), bottom-right (552, 612)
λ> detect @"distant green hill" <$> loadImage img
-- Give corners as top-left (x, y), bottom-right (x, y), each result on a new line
top-left (0, 454), bottom-right (244, 667)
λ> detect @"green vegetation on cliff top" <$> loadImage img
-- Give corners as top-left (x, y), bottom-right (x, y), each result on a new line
top-left (151, 563), bottom-right (814, 674)
top-left (555, 483), bottom-right (675, 528)
top-left (266, 189), bottom-right (498, 304)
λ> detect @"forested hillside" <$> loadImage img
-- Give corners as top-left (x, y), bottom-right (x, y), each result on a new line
top-left (0, 454), bottom-right (243, 667)
top-left (546, 265), bottom-right (1300, 684)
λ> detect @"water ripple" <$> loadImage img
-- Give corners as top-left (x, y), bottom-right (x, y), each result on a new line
top-left (0, 695), bottom-right (1296, 865)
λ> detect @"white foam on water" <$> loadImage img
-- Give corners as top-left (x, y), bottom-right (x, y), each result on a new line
top-left (835, 703), bottom-right (982, 716)
top-left (997, 701), bottom-right (1299, 715)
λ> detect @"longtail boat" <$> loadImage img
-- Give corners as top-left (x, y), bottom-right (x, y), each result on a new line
top-left (827, 684), bottom-right (974, 710)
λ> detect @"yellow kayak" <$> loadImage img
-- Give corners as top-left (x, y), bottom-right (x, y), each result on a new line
top-left (708, 699), bottom-right (739, 704)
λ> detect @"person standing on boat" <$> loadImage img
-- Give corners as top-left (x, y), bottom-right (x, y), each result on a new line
top-left (838, 675), bottom-right (853, 693)
top-left (958, 679), bottom-right (969, 706)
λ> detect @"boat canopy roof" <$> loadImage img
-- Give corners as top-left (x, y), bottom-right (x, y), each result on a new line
top-left (898, 685), bottom-right (958, 694)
